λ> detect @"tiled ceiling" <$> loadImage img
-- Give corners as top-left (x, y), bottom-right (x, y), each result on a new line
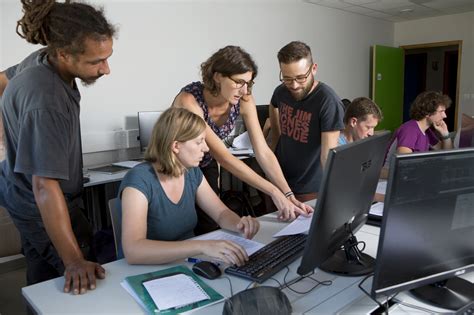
top-left (304, 0), bottom-right (474, 22)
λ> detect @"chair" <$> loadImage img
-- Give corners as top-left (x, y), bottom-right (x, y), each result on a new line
top-left (108, 198), bottom-right (123, 259)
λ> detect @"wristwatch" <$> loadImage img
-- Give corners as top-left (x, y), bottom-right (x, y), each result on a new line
top-left (440, 134), bottom-right (451, 140)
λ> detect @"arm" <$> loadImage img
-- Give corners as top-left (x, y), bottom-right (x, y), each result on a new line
top-left (397, 146), bottom-right (413, 154)
top-left (32, 176), bottom-right (105, 295)
top-left (196, 176), bottom-right (259, 239)
top-left (0, 71), bottom-right (8, 96)
top-left (269, 103), bottom-right (281, 152)
top-left (431, 121), bottom-right (453, 150)
top-left (121, 187), bottom-right (250, 266)
top-left (173, 93), bottom-right (309, 220)
top-left (241, 99), bottom-right (312, 215)
top-left (320, 130), bottom-right (340, 169)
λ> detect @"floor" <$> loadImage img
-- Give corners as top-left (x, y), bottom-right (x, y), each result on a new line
top-left (0, 260), bottom-right (27, 315)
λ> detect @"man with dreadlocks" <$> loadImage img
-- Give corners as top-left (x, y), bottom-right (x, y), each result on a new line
top-left (0, 1), bottom-right (116, 295)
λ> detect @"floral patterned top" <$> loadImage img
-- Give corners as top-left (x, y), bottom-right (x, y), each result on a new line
top-left (181, 82), bottom-right (241, 167)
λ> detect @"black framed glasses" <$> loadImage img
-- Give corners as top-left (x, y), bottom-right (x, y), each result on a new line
top-left (228, 76), bottom-right (255, 94)
top-left (279, 64), bottom-right (313, 85)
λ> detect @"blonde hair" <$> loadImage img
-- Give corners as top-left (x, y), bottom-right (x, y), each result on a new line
top-left (145, 108), bottom-right (206, 177)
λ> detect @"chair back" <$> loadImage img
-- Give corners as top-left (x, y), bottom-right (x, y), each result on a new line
top-left (108, 198), bottom-right (123, 259)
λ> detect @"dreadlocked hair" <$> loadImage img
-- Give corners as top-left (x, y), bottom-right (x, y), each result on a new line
top-left (16, 0), bottom-right (116, 57)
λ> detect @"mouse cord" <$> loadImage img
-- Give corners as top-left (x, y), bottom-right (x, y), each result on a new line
top-left (221, 276), bottom-right (234, 297)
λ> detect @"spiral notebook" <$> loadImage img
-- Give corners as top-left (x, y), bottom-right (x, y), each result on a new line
top-left (142, 273), bottom-right (209, 310)
top-left (121, 265), bottom-right (224, 314)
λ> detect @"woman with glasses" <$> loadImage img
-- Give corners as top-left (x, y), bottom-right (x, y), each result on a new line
top-left (173, 46), bottom-right (311, 234)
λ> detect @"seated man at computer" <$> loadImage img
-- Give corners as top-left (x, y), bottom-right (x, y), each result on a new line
top-left (382, 91), bottom-right (453, 179)
top-left (118, 108), bottom-right (259, 266)
top-left (390, 91), bottom-right (453, 153)
top-left (337, 97), bottom-right (383, 146)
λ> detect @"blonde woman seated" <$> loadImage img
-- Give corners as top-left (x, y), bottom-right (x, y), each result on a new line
top-left (119, 108), bottom-right (259, 265)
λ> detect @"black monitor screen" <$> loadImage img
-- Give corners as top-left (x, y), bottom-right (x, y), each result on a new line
top-left (297, 131), bottom-right (392, 276)
top-left (372, 148), bottom-right (474, 310)
top-left (138, 111), bottom-right (162, 152)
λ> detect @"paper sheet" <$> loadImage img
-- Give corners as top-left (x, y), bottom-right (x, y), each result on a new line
top-left (369, 202), bottom-right (384, 217)
top-left (273, 214), bottom-right (313, 237)
top-left (142, 274), bottom-right (209, 311)
top-left (232, 131), bottom-right (252, 149)
top-left (376, 181), bottom-right (387, 195)
top-left (192, 230), bottom-right (264, 256)
top-left (112, 160), bottom-right (143, 168)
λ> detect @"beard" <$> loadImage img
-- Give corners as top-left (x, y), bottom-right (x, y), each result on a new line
top-left (80, 74), bottom-right (103, 87)
top-left (289, 75), bottom-right (314, 101)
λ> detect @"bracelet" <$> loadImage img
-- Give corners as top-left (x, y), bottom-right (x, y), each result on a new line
top-left (440, 134), bottom-right (451, 140)
top-left (284, 191), bottom-right (294, 198)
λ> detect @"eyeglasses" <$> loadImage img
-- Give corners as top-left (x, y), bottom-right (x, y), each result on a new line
top-left (279, 64), bottom-right (313, 85)
top-left (228, 76), bottom-right (255, 94)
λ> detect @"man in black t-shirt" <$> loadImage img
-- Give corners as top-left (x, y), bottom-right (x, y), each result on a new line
top-left (269, 41), bottom-right (344, 201)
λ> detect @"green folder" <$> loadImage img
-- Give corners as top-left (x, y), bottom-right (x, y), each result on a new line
top-left (122, 265), bottom-right (224, 314)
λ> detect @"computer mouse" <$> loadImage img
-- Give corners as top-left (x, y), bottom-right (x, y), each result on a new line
top-left (192, 261), bottom-right (221, 280)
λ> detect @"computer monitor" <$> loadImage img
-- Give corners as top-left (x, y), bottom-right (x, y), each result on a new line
top-left (138, 111), bottom-right (162, 152)
top-left (371, 148), bottom-right (474, 311)
top-left (458, 113), bottom-right (474, 148)
top-left (297, 131), bottom-right (392, 276)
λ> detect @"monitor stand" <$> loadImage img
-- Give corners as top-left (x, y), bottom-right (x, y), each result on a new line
top-left (319, 235), bottom-right (374, 276)
top-left (410, 277), bottom-right (474, 311)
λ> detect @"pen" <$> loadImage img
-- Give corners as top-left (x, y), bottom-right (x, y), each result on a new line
top-left (186, 257), bottom-right (221, 266)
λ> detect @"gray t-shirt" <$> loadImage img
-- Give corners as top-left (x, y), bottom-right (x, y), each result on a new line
top-left (118, 163), bottom-right (203, 242)
top-left (271, 82), bottom-right (344, 194)
top-left (0, 49), bottom-right (83, 219)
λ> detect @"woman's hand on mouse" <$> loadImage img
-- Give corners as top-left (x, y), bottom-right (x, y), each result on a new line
top-left (199, 240), bottom-right (248, 266)
top-left (236, 215), bottom-right (259, 239)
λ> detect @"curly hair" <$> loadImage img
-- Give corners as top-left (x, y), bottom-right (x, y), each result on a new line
top-left (277, 41), bottom-right (313, 64)
top-left (145, 108), bottom-right (206, 177)
top-left (16, 0), bottom-right (116, 57)
top-left (410, 91), bottom-right (451, 121)
top-left (344, 97), bottom-right (383, 124)
top-left (201, 46), bottom-right (258, 96)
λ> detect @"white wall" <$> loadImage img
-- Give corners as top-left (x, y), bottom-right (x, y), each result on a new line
top-left (1, 0), bottom-right (393, 158)
top-left (394, 11), bottom-right (474, 121)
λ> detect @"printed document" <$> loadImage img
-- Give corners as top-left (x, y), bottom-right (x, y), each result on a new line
top-left (193, 230), bottom-right (264, 256)
top-left (273, 214), bottom-right (313, 237)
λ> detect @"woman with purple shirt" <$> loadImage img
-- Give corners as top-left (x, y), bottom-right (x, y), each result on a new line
top-left (173, 46), bottom-right (311, 233)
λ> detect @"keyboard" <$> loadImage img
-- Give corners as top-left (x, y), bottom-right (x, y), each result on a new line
top-left (225, 233), bottom-right (307, 283)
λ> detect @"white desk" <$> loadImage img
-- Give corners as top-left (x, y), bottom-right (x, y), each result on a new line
top-left (22, 214), bottom-right (472, 314)
top-left (84, 170), bottom-right (127, 188)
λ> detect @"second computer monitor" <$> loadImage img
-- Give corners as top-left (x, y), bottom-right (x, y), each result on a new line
top-left (297, 131), bottom-right (392, 277)
top-left (138, 111), bottom-right (162, 152)
top-left (372, 148), bottom-right (474, 311)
